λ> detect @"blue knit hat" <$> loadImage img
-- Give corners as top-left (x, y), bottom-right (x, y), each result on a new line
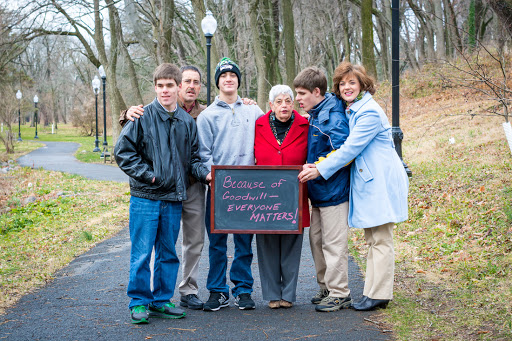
top-left (214, 57), bottom-right (241, 89)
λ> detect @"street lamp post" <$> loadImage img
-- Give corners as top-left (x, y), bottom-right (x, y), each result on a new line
top-left (201, 11), bottom-right (217, 106)
top-left (92, 76), bottom-right (101, 152)
top-left (98, 65), bottom-right (108, 157)
top-left (16, 90), bottom-right (22, 141)
top-left (33, 95), bottom-right (39, 139)
top-left (391, 0), bottom-right (412, 176)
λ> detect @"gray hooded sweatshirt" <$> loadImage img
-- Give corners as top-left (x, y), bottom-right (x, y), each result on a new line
top-left (196, 96), bottom-right (264, 171)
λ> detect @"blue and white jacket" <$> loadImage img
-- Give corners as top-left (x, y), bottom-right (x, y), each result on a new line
top-left (307, 93), bottom-right (350, 207)
top-left (315, 92), bottom-right (409, 228)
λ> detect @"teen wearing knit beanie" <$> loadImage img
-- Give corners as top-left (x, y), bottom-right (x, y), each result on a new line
top-left (214, 57), bottom-right (241, 88)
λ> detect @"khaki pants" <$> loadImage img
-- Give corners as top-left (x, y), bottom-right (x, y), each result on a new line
top-left (178, 182), bottom-right (206, 296)
top-left (309, 202), bottom-right (350, 298)
top-left (363, 222), bottom-right (395, 300)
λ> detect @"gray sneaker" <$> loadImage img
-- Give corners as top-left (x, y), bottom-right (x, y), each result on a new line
top-left (148, 302), bottom-right (186, 319)
top-left (315, 295), bottom-right (352, 312)
top-left (311, 289), bottom-right (329, 304)
top-left (130, 305), bottom-right (149, 324)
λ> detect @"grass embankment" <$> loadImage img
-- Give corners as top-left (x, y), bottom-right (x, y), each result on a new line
top-left (349, 67), bottom-right (512, 340)
top-left (0, 124), bottom-right (127, 315)
top-left (0, 168), bottom-right (129, 314)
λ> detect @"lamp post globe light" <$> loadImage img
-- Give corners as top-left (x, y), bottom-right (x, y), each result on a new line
top-left (92, 76), bottom-right (101, 152)
top-left (16, 90), bottom-right (22, 141)
top-left (98, 65), bottom-right (108, 157)
top-left (33, 94), bottom-right (39, 139)
top-left (201, 10), bottom-right (217, 106)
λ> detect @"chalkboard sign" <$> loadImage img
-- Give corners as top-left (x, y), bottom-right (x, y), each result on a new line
top-left (211, 165), bottom-right (303, 234)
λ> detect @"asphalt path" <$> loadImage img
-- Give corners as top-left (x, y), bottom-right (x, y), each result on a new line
top-left (1, 141), bottom-right (390, 340)
top-left (17, 141), bottom-right (128, 183)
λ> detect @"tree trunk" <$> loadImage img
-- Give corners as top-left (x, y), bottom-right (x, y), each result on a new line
top-left (124, 0), bottom-right (158, 63)
top-left (282, 0), bottom-right (296, 89)
top-left (443, 0), bottom-right (462, 57)
top-left (121, 43), bottom-right (143, 106)
top-left (486, 0), bottom-right (512, 37)
top-left (361, 0), bottom-right (377, 78)
top-left (249, 0), bottom-right (268, 107)
top-left (433, 0), bottom-right (446, 59)
top-left (157, 0), bottom-right (175, 64)
top-left (339, 0), bottom-right (351, 61)
top-left (469, 0), bottom-right (477, 49)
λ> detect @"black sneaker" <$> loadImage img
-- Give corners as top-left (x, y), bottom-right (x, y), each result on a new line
top-left (235, 293), bottom-right (255, 310)
top-left (180, 294), bottom-right (204, 310)
top-left (148, 302), bottom-right (186, 319)
top-left (203, 292), bottom-right (229, 311)
top-left (130, 305), bottom-right (149, 324)
top-left (315, 295), bottom-right (352, 312)
top-left (311, 288), bottom-right (329, 304)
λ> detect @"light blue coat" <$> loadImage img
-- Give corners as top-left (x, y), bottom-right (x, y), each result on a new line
top-left (315, 92), bottom-right (409, 229)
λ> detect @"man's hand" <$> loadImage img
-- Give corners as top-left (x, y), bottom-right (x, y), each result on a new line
top-left (241, 98), bottom-right (257, 106)
top-left (126, 105), bottom-right (144, 121)
top-left (206, 172), bottom-right (212, 182)
top-left (298, 163), bottom-right (320, 183)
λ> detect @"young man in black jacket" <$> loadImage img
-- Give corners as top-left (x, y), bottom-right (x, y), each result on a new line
top-left (114, 63), bottom-right (211, 324)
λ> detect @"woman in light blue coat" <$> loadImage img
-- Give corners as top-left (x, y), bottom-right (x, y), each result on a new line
top-left (299, 61), bottom-right (409, 311)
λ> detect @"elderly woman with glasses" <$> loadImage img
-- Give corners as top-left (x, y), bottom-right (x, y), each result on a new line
top-left (254, 84), bottom-right (310, 309)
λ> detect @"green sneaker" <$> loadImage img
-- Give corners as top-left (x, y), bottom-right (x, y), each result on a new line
top-left (315, 295), bottom-right (352, 312)
top-left (311, 289), bottom-right (329, 304)
top-left (148, 302), bottom-right (186, 319)
top-left (130, 305), bottom-right (149, 324)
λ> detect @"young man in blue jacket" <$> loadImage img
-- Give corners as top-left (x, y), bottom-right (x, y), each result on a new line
top-left (115, 63), bottom-right (211, 324)
top-left (293, 67), bottom-right (352, 312)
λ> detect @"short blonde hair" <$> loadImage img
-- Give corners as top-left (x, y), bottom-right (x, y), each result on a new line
top-left (333, 61), bottom-right (376, 98)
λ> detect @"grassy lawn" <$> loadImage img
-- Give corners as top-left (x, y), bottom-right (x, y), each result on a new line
top-left (1, 124), bottom-right (114, 164)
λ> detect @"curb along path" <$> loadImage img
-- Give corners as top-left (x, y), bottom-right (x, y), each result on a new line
top-left (1, 141), bottom-right (389, 340)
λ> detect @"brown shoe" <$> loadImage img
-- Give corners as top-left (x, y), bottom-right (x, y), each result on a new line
top-left (268, 300), bottom-right (280, 309)
top-left (280, 300), bottom-right (293, 308)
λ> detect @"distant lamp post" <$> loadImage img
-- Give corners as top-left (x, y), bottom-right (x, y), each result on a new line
top-left (33, 95), bottom-right (39, 139)
top-left (98, 65), bottom-right (108, 156)
top-left (16, 90), bottom-right (22, 141)
top-left (92, 76), bottom-right (101, 152)
top-left (201, 10), bottom-right (217, 106)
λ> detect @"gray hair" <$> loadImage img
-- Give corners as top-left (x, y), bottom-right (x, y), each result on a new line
top-left (268, 84), bottom-right (294, 103)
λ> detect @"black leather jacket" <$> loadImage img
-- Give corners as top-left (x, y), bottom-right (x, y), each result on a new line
top-left (114, 98), bottom-right (209, 201)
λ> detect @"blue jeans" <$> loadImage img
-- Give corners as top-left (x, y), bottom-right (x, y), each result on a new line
top-left (205, 189), bottom-right (254, 297)
top-left (127, 196), bottom-right (182, 309)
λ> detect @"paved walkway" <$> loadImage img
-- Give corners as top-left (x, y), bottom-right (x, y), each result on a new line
top-left (17, 142), bottom-right (128, 182)
top-left (1, 142), bottom-right (390, 340)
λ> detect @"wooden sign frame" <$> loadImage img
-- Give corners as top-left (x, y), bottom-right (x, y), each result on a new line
top-left (211, 165), bottom-right (303, 234)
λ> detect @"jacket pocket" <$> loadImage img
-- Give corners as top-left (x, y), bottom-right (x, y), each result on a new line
top-left (355, 156), bottom-right (374, 182)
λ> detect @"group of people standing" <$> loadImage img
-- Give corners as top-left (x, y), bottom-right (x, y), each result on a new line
top-left (114, 56), bottom-right (409, 324)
